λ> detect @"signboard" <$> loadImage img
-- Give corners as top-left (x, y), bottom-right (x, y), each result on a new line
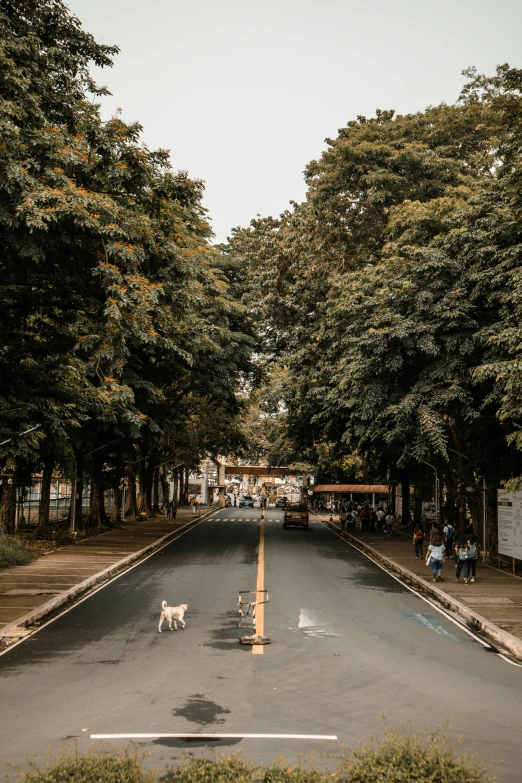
top-left (422, 502), bottom-right (437, 521)
top-left (498, 489), bottom-right (522, 560)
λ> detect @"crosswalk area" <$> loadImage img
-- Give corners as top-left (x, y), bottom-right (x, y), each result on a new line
top-left (212, 517), bottom-right (252, 522)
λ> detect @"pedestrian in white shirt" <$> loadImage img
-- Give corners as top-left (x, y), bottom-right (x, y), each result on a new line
top-left (443, 521), bottom-right (455, 559)
top-left (427, 535), bottom-right (445, 582)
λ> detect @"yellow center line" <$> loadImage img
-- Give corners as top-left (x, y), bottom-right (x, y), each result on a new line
top-left (252, 521), bottom-right (265, 655)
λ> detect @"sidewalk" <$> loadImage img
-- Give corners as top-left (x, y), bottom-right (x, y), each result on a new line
top-left (314, 515), bottom-right (522, 661)
top-left (0, 506), bottom-right (216, 641)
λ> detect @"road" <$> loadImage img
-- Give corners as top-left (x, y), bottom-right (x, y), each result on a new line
top-left (1, 508), bottom-right (521, 780)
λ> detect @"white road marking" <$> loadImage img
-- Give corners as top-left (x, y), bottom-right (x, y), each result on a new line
top-left (497, 653), bottom-right (522, 667)
top-left (298, 609), bottom-right (339, 638)
top-left (324, 524), bottom-right (522, 668)
top-left (90, 733), bottom-right (338, 740)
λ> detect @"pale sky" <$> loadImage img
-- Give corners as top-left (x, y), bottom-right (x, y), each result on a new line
top-left (67, 0), bottom-right (522, 243)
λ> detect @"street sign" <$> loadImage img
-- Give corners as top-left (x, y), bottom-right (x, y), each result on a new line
top-left (498, 488), bottom-right (522, 560)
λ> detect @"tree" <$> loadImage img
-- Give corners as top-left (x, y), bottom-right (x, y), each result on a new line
top-left (0, 0), bottom-right (255, 531)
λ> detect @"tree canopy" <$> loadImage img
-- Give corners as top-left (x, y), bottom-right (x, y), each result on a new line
top-left (0, 0), bottom-right (255, 531)
top-left (227, 65), bottom-right (522, 546)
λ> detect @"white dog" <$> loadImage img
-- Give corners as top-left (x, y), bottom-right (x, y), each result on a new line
top-left (158, 600), bottom-right (189, 632)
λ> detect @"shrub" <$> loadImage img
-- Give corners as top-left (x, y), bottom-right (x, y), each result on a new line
top-left (0, 534), bottom-right (34, 569)
top-left (13, 732), bottom-right (499, 783)
top-left (162, 756), bottom-right (254, 783)
top-left (336, 725), bottom-right (499, 783)
top-left (18, 747), bottom-right (157, 783)
top-left (259, 764), bottom-right (328, 783)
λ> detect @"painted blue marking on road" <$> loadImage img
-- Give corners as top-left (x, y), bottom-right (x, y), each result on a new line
top-left (402, 612), bottom-right (460, 642)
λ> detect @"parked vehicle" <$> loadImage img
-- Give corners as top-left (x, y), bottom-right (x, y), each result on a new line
top-left (283, 503), bottom-right (309, 529)
top-left (239, 495), bottom-right (254, 508)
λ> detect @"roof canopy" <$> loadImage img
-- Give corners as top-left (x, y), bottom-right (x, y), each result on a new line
top-left (313, 484), bottom-right (389, 493)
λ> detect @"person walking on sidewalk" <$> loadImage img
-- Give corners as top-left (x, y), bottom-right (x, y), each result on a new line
top-left (360, 505), bottom-right (371, 532)
top-left (443, 520), bottom-right (455, 559)
top-left (454, 535), bottom-right (470, 583)
top-left (467, 533), bottom-right (479, 582)
top-left (385, 510), bottom-right (395, 537)
top-left (171, 499), bottom-right (178, 521)
top-left (427, 535), bottom-right (445, 582)
top-left (430, 519), bottom-right (441, 543)
top-left (165, 500), bottom-right (172, 520)
top-left (413, 526), bottom-right (425, 558)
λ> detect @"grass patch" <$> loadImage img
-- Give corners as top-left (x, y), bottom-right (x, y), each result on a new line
top-left (0, 533), bottom-right (34, 569)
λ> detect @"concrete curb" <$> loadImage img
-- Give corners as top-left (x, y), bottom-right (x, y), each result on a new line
top-left (0, 508), bottom-right (217, 638)
top-left (322, 520), bottom-right (522, 662)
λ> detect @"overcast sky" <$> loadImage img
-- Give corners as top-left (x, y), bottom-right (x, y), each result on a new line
top-left (67, 0), bottom-right (521, 244)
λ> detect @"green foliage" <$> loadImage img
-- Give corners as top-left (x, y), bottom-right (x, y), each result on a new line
top-left (258, 765), bottom-right (326, 783)
top-left (164, 756), bottom-right (254, 783)
top-left (19, 746), bottom-right (156, 783)
top-left (15, 736), bottom-right (497, 783)
top-left (337, 725), bottom-right (498, 783)
top-left (0, 534), bottom-right (34, 569)
top-left (0, 0), bottom-right (256, 529)
top-left (228, 65), bottom-right (522, 531)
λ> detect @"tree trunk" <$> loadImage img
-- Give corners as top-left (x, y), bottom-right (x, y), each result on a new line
top-left (126, 468), bottom-right (138, 520)
top-left (111, 486), bottom-right (122, 525)
top-left (400, 469), bottom-right (410, 525)
top-left (173, 469), bottom-right (179, 504)
top-left (86, 455), bottom-right (108, 528)
top-left (0, 471), bottom-right (16, 534)
top-left (145, 462), bottom-right (154, 515)
top-left (443, 472), bottom-right (458, 528)
top-left (160, 468), bottom-right (169, 510)
top-left (152, 467), bottom-right (160, 514)
top-left (467, 485), bottom-right (482, 537)
top-left (459, 479), bottom-right (467, 531)
top-left (184, 467), bottom-right (189, 506)
top-left (138, 460), bottom-right (147, 514)
top-left (413, 483), bottom-right (422, 527)
top-left (76, 458), bottom-right (85, 531)
top-left (38, 457), bottom-right (54, 528)
top-left (486, 472), bottom-right (498, 555)
top-left (176, 468), bottom-right (183, 506)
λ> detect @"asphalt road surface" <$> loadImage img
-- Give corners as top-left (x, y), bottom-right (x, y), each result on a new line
top-left (1, 509), bottom-right (521, 781)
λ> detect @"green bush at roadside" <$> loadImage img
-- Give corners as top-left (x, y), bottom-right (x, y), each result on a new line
top-left (337, 725), bottom-right (497, 782)
top-left (16, 729), bottom-right (499, 783)
top-left (19, 748), bottom-right (156, 783)
top-left (0, 534), bottom-right (34, 570)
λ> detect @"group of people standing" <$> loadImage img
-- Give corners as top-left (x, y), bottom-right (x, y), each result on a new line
top-left (413, 520), bottom-right (479, 584)
top-left (337, 502), bottom-right (395, 536)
